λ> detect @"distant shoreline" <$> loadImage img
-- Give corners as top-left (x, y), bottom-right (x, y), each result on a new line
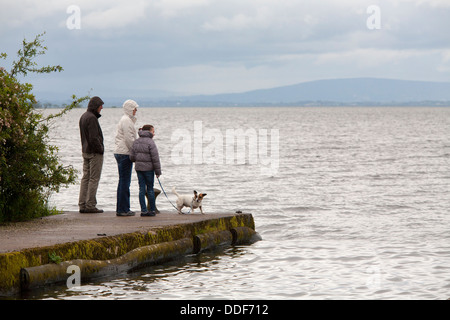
top-left (34, 101), bottom-right (450, 108)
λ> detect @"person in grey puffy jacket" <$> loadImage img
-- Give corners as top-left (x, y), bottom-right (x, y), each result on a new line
top-left (130, 125), bottom-right (162, 216)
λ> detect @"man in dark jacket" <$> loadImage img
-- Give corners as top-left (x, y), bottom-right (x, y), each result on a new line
top-left (78, 96), bottom-right (104, 213)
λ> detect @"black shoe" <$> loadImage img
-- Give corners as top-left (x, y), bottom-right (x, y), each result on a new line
top-left (117, 211), bottom-right (135, 216)
top-left (83, 208), bottom-right (104, 213)
top-left (140, 211), bottom-right (156, 217)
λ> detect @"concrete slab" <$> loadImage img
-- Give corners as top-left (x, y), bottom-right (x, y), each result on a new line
top-left (0, 211), bottom-right (240, 253)
top-left (0, 211), bottom-right (257, 296)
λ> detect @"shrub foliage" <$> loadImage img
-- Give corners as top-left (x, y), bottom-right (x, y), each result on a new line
top-left (0, 33), bottom-right (88, 222)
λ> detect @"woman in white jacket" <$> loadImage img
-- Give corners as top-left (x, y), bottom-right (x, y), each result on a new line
top-left (114, 99), bottom-right (138, 216)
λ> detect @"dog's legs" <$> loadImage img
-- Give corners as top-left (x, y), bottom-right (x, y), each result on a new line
top-left (199, 206), bottom-right (204, 214)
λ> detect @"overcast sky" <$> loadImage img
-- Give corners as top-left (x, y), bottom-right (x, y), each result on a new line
top-left (1, 0), bottom-right (449, 102)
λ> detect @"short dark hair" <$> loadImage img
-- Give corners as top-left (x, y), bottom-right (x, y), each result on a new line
top-left (87, 96), bottom-right (104, 111)
top-left (142, 125), bottom-right (154, 131)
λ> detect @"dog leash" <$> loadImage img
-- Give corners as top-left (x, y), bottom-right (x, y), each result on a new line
top-left (157, 177), bottom-right (191, 214)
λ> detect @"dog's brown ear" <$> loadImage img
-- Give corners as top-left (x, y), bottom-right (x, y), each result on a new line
top-left (193, 190), bottom-right (198, 199)
top-left (201, 193), bottom-right (207, 197)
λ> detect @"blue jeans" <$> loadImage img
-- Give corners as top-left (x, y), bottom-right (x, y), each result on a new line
top-left (114, 154), bottom-right (133, 213)
top-left (137, 170), bottom-right (156, 213)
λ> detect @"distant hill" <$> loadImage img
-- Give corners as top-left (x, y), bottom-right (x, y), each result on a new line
top-left (35, 78), bottom-right (450, 107)
top-left (160, 78), bottom-right (450, 106)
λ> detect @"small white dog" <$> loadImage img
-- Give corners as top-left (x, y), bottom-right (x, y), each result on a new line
top-left (172, 187), bottom-right (207, 214)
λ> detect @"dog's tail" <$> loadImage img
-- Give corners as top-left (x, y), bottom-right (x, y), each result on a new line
top-left (172, 187), bottom-right (180, 197)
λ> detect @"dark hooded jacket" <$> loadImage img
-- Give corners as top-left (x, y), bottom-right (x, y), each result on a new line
top-left (129, 130), bottom-right (162, 175)
top-left (79, 96), bottom-right (104, 154)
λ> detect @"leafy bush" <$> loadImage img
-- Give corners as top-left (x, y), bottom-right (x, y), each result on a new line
top-left (0, 32), bottom-right (89, 222)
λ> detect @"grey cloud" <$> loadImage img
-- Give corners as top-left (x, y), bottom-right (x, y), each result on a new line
top-left (1, 0), bottom-right (449, 98)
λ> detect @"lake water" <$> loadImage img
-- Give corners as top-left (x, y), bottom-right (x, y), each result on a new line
top-left (27, 106), bottom-right (450, 299)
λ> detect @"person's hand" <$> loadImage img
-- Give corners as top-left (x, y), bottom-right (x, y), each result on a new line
top-left (156, 175), bottom-right (160, 179)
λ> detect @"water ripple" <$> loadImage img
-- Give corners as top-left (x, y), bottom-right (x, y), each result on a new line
top-left (32, 107), bottom-right (450, 300)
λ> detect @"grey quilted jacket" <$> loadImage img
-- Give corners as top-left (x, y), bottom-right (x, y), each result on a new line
top-left (129, 130), bottom-right (162, 175)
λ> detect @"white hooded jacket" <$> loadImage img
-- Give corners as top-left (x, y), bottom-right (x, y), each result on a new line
top-left (114, 99), bottom-right (138, 155)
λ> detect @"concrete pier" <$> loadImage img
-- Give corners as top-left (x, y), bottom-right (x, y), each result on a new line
top-left (0, 211), bottom-right (259, 296)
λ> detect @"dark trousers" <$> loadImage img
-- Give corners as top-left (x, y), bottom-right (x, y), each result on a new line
top-left (137, 170), bottom-right (156, 213)
top-left (114, 154), bottom-right (133, 213)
